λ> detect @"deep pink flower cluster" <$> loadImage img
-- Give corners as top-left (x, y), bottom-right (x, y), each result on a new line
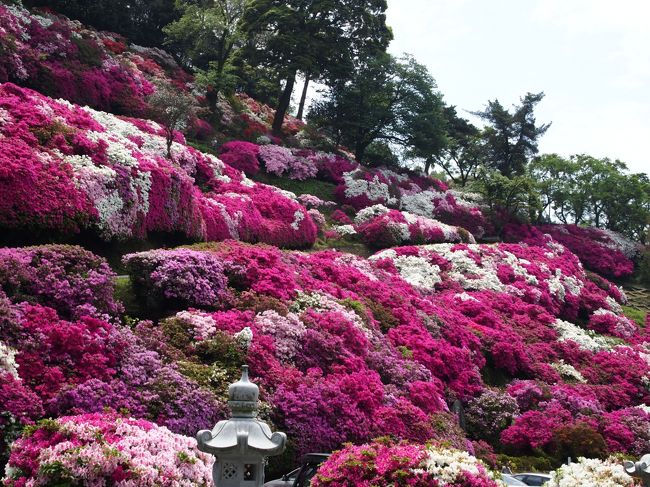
top-left (0, 245), bottom-right (122, 320)
top-left (0, 4), bottom-right (190, 117)
top-left (3, 412), bottom-right (213, 487)
top-left (0, 83), bottom-right (316, 247)
top-left (219, 140), bottom-right (260, 176)
top-left (503, 224), bottom-right (638, 278)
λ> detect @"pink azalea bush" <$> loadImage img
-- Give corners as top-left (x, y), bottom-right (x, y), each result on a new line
top-left (123, 248), bottom-right (230, 309)
top-left (0, 83), bottom-right (316, 248)
top-left (504, 224), bottom-right (638, 278)
top-left (354, 205), bottom-right (475, 248)
top-left (2, 412), bottom-right (213, 487)
top-left (312, 439), bottom-right (502, 487)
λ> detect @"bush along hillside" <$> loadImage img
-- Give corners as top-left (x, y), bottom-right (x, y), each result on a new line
top-left (1, 3), bottom-right (650, 486)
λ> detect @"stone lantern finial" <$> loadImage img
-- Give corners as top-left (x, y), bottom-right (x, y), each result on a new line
top-left (197, 365), bottom-right (286, 486)
top-left (228, 365), bottom-right (259, 418)
top-left (624, 454), bottom-right (650, 487)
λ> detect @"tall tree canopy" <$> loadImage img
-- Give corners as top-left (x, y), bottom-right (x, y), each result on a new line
top-left (309, 53), bottom-right (446, 164)
top-left (241, 0), bottom-right (392, 133)
top-left (473, 92), bottom-right (550, 177)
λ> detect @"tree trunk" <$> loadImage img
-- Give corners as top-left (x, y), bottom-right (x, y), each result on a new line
top-left (355, 142), bottom-right (367, 164)
top-left (296, 72), bottom-right (311, 120)
top-left (272, 70), bottom-right (297, 134)
top-left (424, 157), bottom-right (433, 175)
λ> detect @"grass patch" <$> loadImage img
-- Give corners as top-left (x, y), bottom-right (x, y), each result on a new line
top-left (622, 305), bottom-right (647, 327)
top-left (253, 172), bottom-right (337, 202)
top-left (113, 275), bottom-right (144, 318)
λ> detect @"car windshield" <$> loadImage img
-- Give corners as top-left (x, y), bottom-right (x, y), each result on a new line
top-left (293, 464), bottom-right (319, 487)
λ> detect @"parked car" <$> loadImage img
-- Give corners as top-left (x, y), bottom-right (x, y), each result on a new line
top-left (264, 453), bottom-right (331, 487)
top-left (502, 474), bottom-right (528, 485)
top-left (512, 472), bottom-right (552, 485)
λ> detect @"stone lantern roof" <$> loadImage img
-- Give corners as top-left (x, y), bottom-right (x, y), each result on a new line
top-left (197, 365), bottom-right (287, 457)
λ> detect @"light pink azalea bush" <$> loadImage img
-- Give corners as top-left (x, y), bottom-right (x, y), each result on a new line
top-left (354, 205), bottom-right (475, 248)
top-left (336, 167), bottom-right (488, 237)
top-left (312, 439), bottom-right (502, 487)
top-left (0, 83), bottom-right (316, 248)
top-left (2, 412), bottom-right (213, 487)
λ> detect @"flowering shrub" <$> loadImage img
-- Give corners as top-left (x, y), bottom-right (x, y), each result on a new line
top-left (354, 205), bottom-right (475, 248)
top-left (123, 248), bottom-right (229, 309)
top-left (218, 140), bottom-right (260, 176)
top-left (312, 439), bottom-right (501, 487)
top-left (548, 457), bottom-right (635, 487)
top-left (3, 413), bottom-right (213, 486)
top-left (465, 390), bottom-right (519, 442)
top-left (0, 245), bottom-right (121, 320)
top-left (258, 144), bottom-right (319, 180)
top-left (0, 5), bottom-right (190, 117)
top-left (504, 224), bottom-right (638, 278)
top-left (335, 166), bottom-right (488, 236)
top-left (0, 83), bottom-right (316, 247)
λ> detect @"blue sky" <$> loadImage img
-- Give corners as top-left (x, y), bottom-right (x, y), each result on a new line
top-left (386, 0), bottom-right (650, 174)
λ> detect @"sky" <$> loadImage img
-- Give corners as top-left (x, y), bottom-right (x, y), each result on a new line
top-left (385, 0), bottom-right (650, 175)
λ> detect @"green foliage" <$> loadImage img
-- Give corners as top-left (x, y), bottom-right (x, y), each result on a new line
top-left (474, 169), bottom-right (541, 231)
top-left (532, 154), bottom-right (650, 241)
top-left (24, 0), bottom-right (178, 48)
top-left (473, 92), bottom-right (550, 177)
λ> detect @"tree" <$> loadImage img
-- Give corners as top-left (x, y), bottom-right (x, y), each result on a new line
top-left (147, 82), bottom-right (200, 159)
top-left (473, 92), bottom-right (550, 177)
top-left (163, 0), bottom-right (246, 103)
top-left (241, 0), bottom-right (391, 134)
top-left (309, 53), bottom-right (446, 164)
top-left (427, 107), bottom-right (485, 184)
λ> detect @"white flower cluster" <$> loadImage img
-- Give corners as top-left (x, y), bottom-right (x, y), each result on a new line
top-left (553, 319), bottom-right (611, 352)
top-left (549, 457), bottom-right (634, 487)
top-left (333, 224), bottom-right (357, 236)
top-left (598, 228), bottom-right (643, 259)
top-left (593, 308), bottom-right (637, 339)
top-left (342, 170), bottom-right (397, 206)
top-left (0, 341), bottom-right (19, 379)
top-left (234, 327), bottom-right (254, 351)
top-left (290, 210), bottom-right (305, 231)
top-left (551, 360), bottom-right (587, 383)
top-left (371, 250), bottom-right (442, 291)
top-left (354, 204), bottom-right (391, 224)
top-left (417, 446), bottom-right (492, 484)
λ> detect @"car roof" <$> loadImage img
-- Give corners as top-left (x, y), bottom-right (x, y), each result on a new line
top-left (302, 453), bottom-right (331, 463)
top-left (514, 473), bottom-right (551, 478)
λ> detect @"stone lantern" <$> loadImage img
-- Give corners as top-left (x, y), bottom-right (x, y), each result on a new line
top-left (197, 365), bottom-right (287, 487)
top-left (624, 454), bottom-right (650, 487)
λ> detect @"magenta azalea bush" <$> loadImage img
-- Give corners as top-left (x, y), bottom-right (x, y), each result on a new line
top-left (0, 245), bottom-right (121, 320)
top-left (0, 83), bottom-right (316, 248)
top-left (118, 240), bottom-right (649, 462)
top-left (312, 439), bottom-right (501, 487)
top-left (504, 224), bottom-right (639, 278)
top-left (0, 4), bottom-right (190, 118)
top-left (2, 413), bottom-right (213, 486)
